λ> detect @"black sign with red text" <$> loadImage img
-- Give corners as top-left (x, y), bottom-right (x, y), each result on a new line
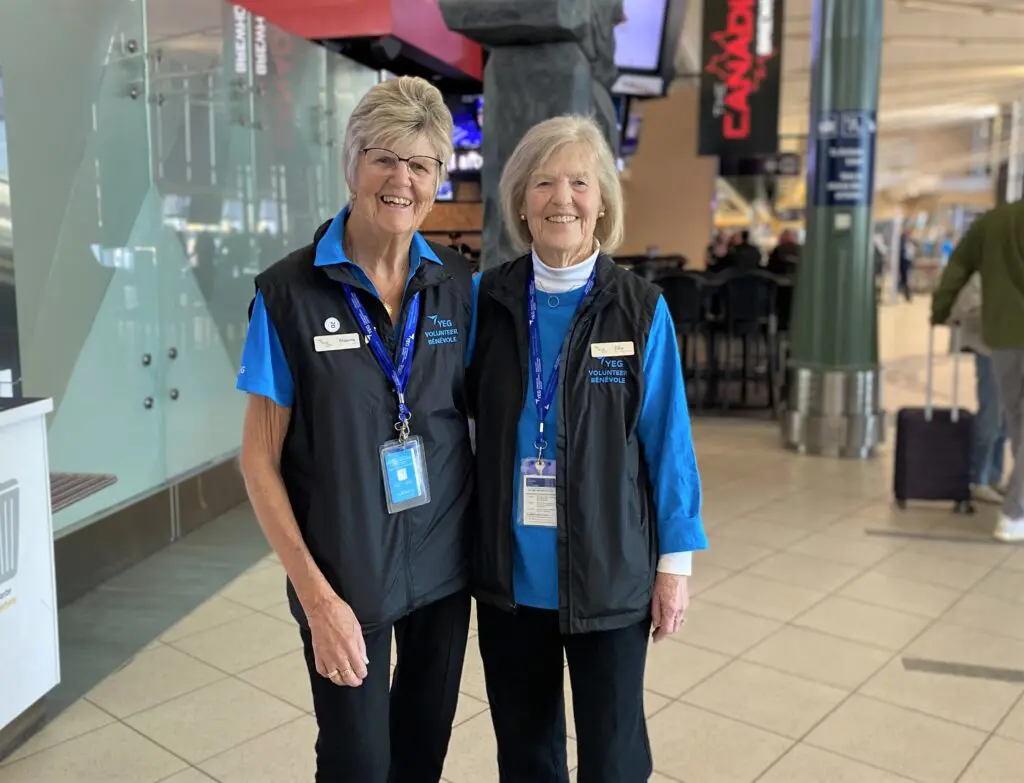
top-left (698, 0), bottom-right (784, 157)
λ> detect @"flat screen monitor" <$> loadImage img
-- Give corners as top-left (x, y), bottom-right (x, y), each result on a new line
top-left (448, 94), bottom-right (483, 150)
top-left (615, 0), bottom-right (670, 72)
top-left (612, 0), bottom-right (686, 98)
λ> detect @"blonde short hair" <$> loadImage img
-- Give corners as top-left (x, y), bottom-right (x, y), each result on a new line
top-left (499, 115), bottom-right (625, 254)
top-left (343, 76), bottom-right (454, 192)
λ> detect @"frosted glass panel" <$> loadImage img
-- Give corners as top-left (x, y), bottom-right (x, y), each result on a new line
top-left (0, 0), bottom-right (377, 531)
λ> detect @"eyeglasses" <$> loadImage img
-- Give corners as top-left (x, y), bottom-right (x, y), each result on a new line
top-left (363, 148), bottom-right (443, 180)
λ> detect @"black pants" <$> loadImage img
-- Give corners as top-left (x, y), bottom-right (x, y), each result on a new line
top-left (300, 589), bottom-right (471, 783)
top-left (477, 603), bottom-right (653, 783)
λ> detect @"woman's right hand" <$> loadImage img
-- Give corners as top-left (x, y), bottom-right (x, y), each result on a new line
top-left (306, 593), bottom-right (370, 687)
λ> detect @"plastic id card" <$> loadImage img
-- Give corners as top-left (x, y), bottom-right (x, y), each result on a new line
top-left (380, 436), bottom-right (431, 514)
top-left (519, 458), bottom-right (557, 527)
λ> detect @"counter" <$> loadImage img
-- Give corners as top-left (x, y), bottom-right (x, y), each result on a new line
top-left (0, 398), bottom-right (60, 754)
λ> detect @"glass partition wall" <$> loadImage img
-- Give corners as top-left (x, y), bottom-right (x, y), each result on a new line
top-left (0, 0), bottom-right (377, 534)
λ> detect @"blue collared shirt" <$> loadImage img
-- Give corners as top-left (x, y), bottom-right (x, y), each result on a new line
top-left (236, 206), bottom-right (442, 406)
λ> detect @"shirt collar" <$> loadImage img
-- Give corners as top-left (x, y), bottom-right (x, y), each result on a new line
top-left (313, 204), bottom-right (443, 272)
top-left (531, 241), bottom-right (601, 294)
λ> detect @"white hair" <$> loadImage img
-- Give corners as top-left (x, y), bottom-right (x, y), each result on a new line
top-left (499, 115), bottom-right (625, 254)
top-left (343, 76), bottom-right (453, 193)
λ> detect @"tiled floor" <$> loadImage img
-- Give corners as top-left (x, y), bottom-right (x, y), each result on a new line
top-left (2, 299), bottom-right (1023, 782)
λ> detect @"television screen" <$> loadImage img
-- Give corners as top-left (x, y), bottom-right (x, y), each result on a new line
top-left (436, 180), bottom-right (454, 201)
top-left (615, 0), bottom-right (670, 72)
top-left (449, 94), bottom-right (483, 150)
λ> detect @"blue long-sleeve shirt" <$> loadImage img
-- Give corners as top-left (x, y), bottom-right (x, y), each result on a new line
top-left (466, 272), bottom-right (705, 610)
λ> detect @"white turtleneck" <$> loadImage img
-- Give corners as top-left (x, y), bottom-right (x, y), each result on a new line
top-left (527, 244), bottom-right (693, 578)
top-left (531, 244), bottom-right (600, 293)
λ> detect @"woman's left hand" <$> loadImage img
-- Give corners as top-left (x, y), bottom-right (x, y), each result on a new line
top-left (651, 573), bottom-right (690, 642)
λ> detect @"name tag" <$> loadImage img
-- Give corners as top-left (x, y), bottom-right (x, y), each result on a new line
top-left (590, 341), bottom-right (635, 358)
top-left (314, 333), bottom-right (362, 353)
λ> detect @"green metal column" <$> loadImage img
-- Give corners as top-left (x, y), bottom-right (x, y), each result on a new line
top-left (783, 0), bottom-right (886, 459)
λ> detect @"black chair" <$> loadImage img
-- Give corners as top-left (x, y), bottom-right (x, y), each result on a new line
top-left (654, 273), bottom-right (706, 412)
top-left (714, 272), bottom-right (779, 411)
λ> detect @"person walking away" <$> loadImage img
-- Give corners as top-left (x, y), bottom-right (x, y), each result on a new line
top-left (949, 273), bottom-right (1007, 504)
top-left (932, 200), bottom-right (1024, 542)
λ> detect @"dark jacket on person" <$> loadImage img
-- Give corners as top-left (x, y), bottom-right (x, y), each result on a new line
top-left (253, 215), bottom-right (476, 632)
top-left (465, 253), bottom-right (707, 635)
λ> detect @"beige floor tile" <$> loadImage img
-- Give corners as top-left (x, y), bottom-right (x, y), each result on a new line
top-left (805, 695), bottom-right (987, 783)
top-left (907, 538), bottom-right (1015, 568)
top-left (682, 660), bottom-right (847, 739)
top-left (872, 550), bottom-right (992, 591)
top-left (168, 612), bottom-right (302, 673)
top-left (959, 736), bottom-right (1024, 783)
top-left (904, 622), bottom-right (1024, 673)
top-left (453, 693), bottom-right (489, 727)
top-left (747, 551), bottom-right (863, 593)
top-left (860, 658), bottom-right (1023, 731)
top-left (942, 593), bottom-right (1024, 642)
top-left (160, 596), bottom-right (254, 644)
top-left (699, 573), bottom-right (826, 622)
top-left (261, 601), bottom-right (295, 623)
top-left (757, 744), bottom-right (917, 783)
top-left (643, 638), bottom-right (730, 698)
top-left (198, 715), bottom-right (316, 783)
top-left (647, 701), bottom-right (793, 783)
top-left (238, 650), bottom-right (314, 712)
top-left (218, 564), bottom-right (290, 611)
top-left (125, 678), bottom-right (302, 765)
top-left (712, 519), bottom-right (811, 550)
top-left (742, 626), bottom-right (892, 690)
top-left (839, 571), bottom-right (962, 618)
top-left (0, 722), bottom-right (186, 783)
top-left (1004, 547), bottom-right (1024, 572)
top-left (158, 769), bottom-right (218, 782)
top-left (0, 700), bottom-right (115, 765)
top-left (751, 502), bottom-right (848, 531)
top-left (793, 596), bottom-right (930, 651)
top-left (997, 698), bottom-right (1024, 744)
top-left (972, 567), bottom-right (1024, 604)
top-left (787, 530), bottom-right (905, 568)
top-left (698, 537), bottom-right (775, 571)
top-left (681, 600), bottom-right (782, 656)
top-left (688, 563), bottom-right (734, 596)
top-left (86, 644), bottom-right (226, 719)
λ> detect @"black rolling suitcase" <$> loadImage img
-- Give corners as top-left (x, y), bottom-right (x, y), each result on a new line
top-left (893, 326), bottom-right (975, 513)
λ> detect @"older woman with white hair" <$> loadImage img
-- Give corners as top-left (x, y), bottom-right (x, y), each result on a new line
top-left (466, 115), bottom-right (708, 782)
top-left (237, 76), bottom-right (474, 782)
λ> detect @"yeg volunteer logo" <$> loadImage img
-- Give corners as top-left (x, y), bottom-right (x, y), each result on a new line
top-left (589, 357), bottom-right (628, 385)
top-left (425, 314), bottom-right (459, 346)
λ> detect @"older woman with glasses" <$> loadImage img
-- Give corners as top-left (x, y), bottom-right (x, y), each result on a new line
top-left (237, 76), bottom-right (474, 782)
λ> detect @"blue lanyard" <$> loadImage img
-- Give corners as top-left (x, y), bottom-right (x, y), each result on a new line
top-left (342, 284), bottom-right (420, 440)
top-left (527, 267), bottom-right (597, 457)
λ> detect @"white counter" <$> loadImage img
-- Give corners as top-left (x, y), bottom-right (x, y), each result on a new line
top-left (0, 398), bottom-right (60, 732)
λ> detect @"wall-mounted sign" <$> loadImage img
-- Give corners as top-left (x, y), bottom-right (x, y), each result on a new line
top-left (698, 0), bottom-right (785, 157)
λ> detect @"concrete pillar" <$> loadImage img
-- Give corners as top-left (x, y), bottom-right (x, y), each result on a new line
top-left (783, 0), bottom-right (886, 459)
top-left (439, 0), bottom-right (622, 268)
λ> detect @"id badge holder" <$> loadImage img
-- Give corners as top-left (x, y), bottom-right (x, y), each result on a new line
top-left (518, 458), bottom-right (557, 527)
top-left (380, 435), bottom-right (431, 514)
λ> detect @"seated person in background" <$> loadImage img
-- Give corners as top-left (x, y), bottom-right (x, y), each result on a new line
top-left (726, 229), bottom-right (763, 271)
top-left (950, 273), bottom-right (1008, 505)
top-left (766, 229), bottom-right (801, 276)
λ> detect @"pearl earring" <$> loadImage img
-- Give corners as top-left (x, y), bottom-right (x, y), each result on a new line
top-left (520, 214), bottom-right (526, 221)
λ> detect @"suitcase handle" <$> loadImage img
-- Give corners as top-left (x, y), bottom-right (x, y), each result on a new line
top-left (925, 324), bottom-right (961, 422)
